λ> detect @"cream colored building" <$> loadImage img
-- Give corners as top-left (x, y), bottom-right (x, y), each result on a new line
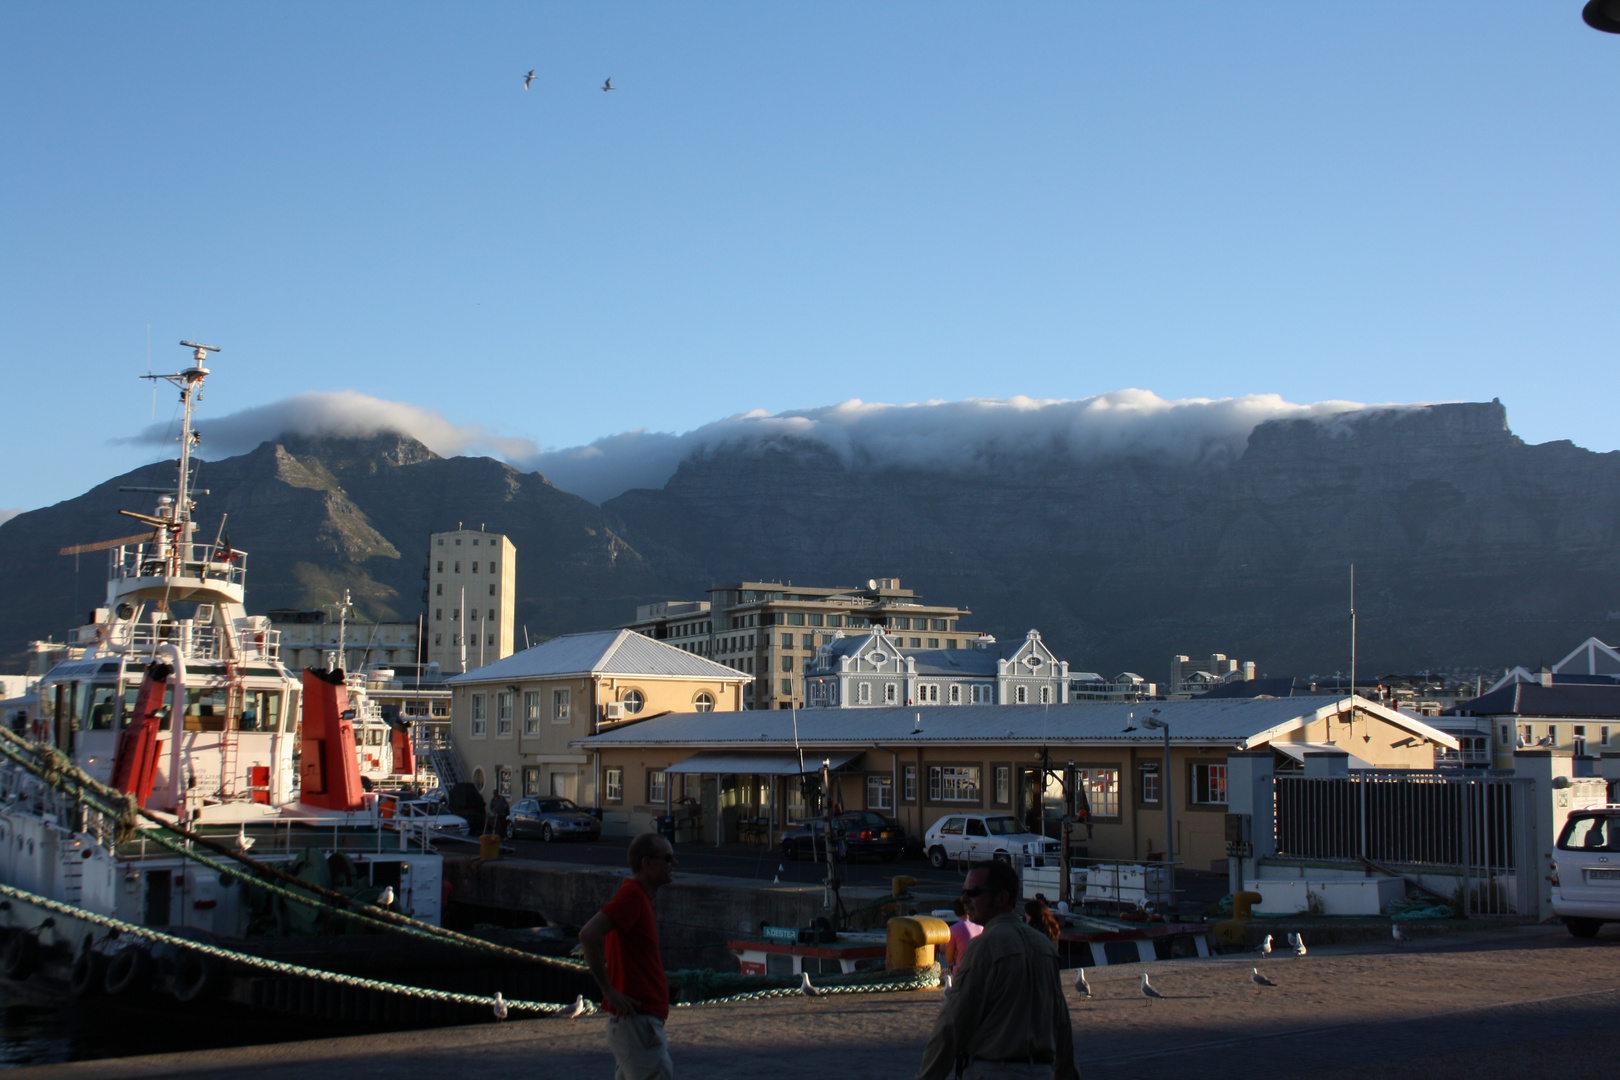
top-left (427, 528), bottom-right (516, 674)
top-left (445, 629), bottom-right (747, 808)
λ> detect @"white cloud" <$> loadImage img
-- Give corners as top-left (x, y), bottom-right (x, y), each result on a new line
top-left (0, 509), bottom-right (24, 527)
top-left (121, 388), bottom-right (1424, 504)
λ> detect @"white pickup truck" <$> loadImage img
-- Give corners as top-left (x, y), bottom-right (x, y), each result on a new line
top-left (1551, 804), bottom-right (1620, 938)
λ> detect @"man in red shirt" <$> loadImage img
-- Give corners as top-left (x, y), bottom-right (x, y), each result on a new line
top-left (579, 833), bottom-right (677, 1079)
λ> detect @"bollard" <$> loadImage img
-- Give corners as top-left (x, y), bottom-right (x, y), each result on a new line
top-left (1213, 889), bottom-right (1263, 947)
top-left (480, 833), bottom-right (501, 862)
top-left (885, 915), bottom-right (951, 974)
top-left (891, 875), bottom-right (917, 897)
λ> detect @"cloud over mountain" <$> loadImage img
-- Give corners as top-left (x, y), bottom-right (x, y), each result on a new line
top-left (122, 388), bottom-right (1416, 504)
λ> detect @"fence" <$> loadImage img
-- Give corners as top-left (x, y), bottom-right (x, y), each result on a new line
top-left (1272, 773), bottom-right (1536, 916)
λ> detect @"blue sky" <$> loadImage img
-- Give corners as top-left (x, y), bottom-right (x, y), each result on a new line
top-left (3, 3), bottom-right (1618, 514)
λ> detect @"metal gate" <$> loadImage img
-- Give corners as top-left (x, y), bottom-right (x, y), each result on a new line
top-left (1272, 774), bottom-right (1536, 916)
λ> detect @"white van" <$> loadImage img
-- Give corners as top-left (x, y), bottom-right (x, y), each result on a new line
top-left (1551, 805), bottom-right (1620, 937)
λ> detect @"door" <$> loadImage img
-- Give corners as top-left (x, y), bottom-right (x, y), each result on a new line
top-left (965, 816), bottom-right (991, 859)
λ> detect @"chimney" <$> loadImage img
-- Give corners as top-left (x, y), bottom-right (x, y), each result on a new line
top-left (1539, 667), bottom-right (1553, 688)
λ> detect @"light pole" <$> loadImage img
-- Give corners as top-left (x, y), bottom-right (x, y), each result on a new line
top-left (1125, 706), bottom-right (1174, 910)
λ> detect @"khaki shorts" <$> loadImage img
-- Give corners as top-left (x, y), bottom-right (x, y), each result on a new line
top-left (606, 1013), bottom-right (674, 1080)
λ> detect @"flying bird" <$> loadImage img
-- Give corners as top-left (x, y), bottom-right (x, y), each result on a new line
top-left (377, 886), bottom-right (395, 908)
top-left (524, 69), bottom-right (536, 89)
top-left (1392, 923), bottom-right (1408, 946)
top-left (1290, 933), bottom-right (1307, 958)
top-left (1140, 973), bottom-right (1164, 1005)
top-left (1075, 967), bottom-right (1091, 998)
top-left (1255, 933), bottom-right (1272, 958)
top-left (799, 972), bottom-right (824, 997)
top-left (1251, 967), bottom-right (1278, 989)
top-left (602, 77), bottom-right (614, 92)
top-left (566, 993), bottom-right (586, 1020)
top-left (492, 991), bottom-right (508, 1021)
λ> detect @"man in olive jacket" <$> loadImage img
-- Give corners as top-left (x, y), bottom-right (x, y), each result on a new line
top-left (916, 860), bottom-right (1078, 1080)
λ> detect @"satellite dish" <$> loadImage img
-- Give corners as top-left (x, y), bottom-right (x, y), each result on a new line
top-left (867, 579), bottom-right (878, 591)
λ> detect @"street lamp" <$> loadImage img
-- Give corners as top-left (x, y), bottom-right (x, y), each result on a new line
top-left (1125, 706), bottom-right (1174, 910)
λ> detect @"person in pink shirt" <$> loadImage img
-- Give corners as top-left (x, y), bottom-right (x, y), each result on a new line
top-left (944, 897), bottom-right (983, 974)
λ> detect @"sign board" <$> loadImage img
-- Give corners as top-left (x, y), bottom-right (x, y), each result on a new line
top-left (761, 925), bottom-right (799, 943)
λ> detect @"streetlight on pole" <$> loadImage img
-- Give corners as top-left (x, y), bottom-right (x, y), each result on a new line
top-left (1124, 706), bottom-right (1174, 910)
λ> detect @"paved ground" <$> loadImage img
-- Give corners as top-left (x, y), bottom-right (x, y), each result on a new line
top-left (14, 922), bottom-right (1620, 1079)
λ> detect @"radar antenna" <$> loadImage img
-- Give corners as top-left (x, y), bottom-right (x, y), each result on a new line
top-left (137, 341), bottom-right (220, 553)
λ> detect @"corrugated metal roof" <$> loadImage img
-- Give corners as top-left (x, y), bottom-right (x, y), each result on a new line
top-left (665, 751), bottom-right (861, 775)
top-left (1446, 681), bottom-right (1620, 719)
top-left (446, 629), bottom-right (745, 684)
top-left (575, 695), bottom-right (1457, 750)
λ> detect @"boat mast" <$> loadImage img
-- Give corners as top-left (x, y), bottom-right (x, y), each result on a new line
top-left (139, 341), bottom-right (219, 573)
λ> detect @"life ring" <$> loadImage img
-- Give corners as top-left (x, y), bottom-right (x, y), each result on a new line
top-left (2, 932), bottom-right (40, 981)
top-left (172, 950), bottom-right (222, 1003)
top-left (103, 946), bottom-right (153, 995)
top-left (69, 950), bottom-right (107, 998)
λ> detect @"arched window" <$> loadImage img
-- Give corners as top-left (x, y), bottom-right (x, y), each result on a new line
top-left (622, 689), bottom-right (645, 715)
top-left (472, 767), bottom-right (486, 792)
top-left (693, 691), bottom-right (715, 713)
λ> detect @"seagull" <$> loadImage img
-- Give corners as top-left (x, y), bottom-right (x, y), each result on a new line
top-left (377, 886), bottom-right (395, 908)
top-left (1255, 933), bottom-right (1273, 958)
top-left (1075, 967), bottom-right (1091, 998)
top-left (1140, 972), bottom-right (1164, 1005)
top-left (1251, 967), bottom-right (1278, 990)
top-left (524, 69), bottom-right (536, 90)
top-left (1290, 933), bottom-right (1307, 958)
top-left (492, 991), bottom-right (508, 1021)
top-left (602, 77), bottom-right (614, 92)
top-left (1392, 923), bottom-right (1408, 946)
top-left (799, 972), bottom-right (823, 997)
top-left (236, 825), bottom-right (255, 852)
top-left (566, 993), bottom-right (586, 1020)
top-left (941, 972), bottom-right (953, 993)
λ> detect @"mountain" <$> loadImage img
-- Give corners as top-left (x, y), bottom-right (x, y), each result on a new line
top-left (0, 433), bottom-right (663, 666)
top-left (5, 400), bottom-right (1619, 679)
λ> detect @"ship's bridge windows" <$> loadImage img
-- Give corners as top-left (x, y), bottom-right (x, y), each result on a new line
top-left (239, 690), bottom-right (283, 732)
top-left (85, 684), bottom-right (119, 731)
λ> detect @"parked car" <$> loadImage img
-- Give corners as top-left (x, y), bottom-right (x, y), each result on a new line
top-left (1551, 805), bottom-right (1620, 937)
top-left (923, 813), bottom-right (1061, 870)
top-left (445, 781), bottom-right (486, 836)
top-left (780, 811), bottom-right (906, 863)
top-left (508, 796), bottom-right (603, 842)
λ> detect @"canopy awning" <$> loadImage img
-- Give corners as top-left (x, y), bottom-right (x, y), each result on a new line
top-left (665, 750), bottom-right (863, 775)
top-left (1272, 741), bottom-right (1376, 770)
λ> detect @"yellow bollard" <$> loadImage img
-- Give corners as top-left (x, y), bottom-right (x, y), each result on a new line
top-left (1213, 890), bottom-right (1263, 947)
top-left (886, 915), bottom-right (951, 973)
top-left (480, 833), bottom-right (501, 861)
top-left (892, 875), bottom-right (917, 897)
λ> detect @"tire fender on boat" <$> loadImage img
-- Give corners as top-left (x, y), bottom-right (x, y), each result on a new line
top-left (1, 932), bottom-right (40, 982)
top-left (103, 946), bottom-right (153, 995)
top-left (171, 950), bottom-right (223, 1003)
top-left (69, 950), bottom-right (108, 998)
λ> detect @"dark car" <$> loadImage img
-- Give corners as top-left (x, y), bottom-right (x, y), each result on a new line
top-left (508, 796), bottom-right (603, 842)
top-left (780, 811), bottom-right (906, 863)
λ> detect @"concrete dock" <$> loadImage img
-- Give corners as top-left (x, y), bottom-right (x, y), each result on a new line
top-left (13, 923), bottom-right (1619, 1079)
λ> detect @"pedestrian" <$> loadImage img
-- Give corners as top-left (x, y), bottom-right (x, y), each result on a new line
top-left (488, 788), bottom-right (510, 837)
top-left (579, 833), bottom-right (678, 1079)
top-left (1024, 896), bottom-right (1061, 945)
top-left (916, 860), bottom-right (1077, 1080)
top-left (944, 897), bottom-right (983, 975)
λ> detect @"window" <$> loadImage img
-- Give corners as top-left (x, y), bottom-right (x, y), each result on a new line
top-left (1604, 726), bottom-right (1612, 747)
top-left (1015, 685), bottom-right (1028, 704)
top-left (801, 634), bottom-right (815, 649)
top-left (781, 656), bottom-right (793, 672)
top-left (693, 691), bottom-right (715, 713)
top-left (498, 766), bottom-right (513, 795)
top-left (1140, 765), bottom-right (1160, 804)
top-left (781, 678), bottom-right (792, 695)
top-left (469, 608), bottom-right (478, 620)
top-left (909, 638), bottom-right (921, 648)
top-left (949, 684), bottom-right (961, 704)
top-left (972, 684), bottom-right (993, 704)
top-left (903, 764), bottom-right (917, 801)
top-left (487, 634), bottom-right (494, 647)
top-left (1039, 686), bottom-right (1052, 704)
top-left (867, 774), bottom-right (893, 810)
top-left (552, 688), bottom-right (570, 723)
top-left (648, 770), bottom-right (668, 803)
top-left (522, 691), bottom-right (539, 734)
top-left (1575, 725), bottom-right (1588, 756)
top-left (788, 613), bottom-right (805, 626)
top-left (894, 618), bottom-right (910, 630)
top-left (435, 609), bottom-right (443, 621)
top-left (523, 766), bottom-right (541, 796)
top-left (496, 692), bottom-right (513, 735)
top-left (605, 767), bottom-right (623, 802)
top-left (472, 766), bottom-right (486, 792)
top-left (472, 562), bottom-right (479, 573)
top-left (827, 615), bottom-right (842, 627)
top-left (489, 561), bottom-right (498, 576)
top-left (928, 765), bottom-right (982, 802)
top-left (454, 562), bottom-right (460, 572)
top-left (434, 633), bottom-right (442, 646)
top-left (1074, 767), bottom-right (1120, 818)
top-left (1549, 725), bottom-right (1559, 745)
top-left (919, 684), bottom-right (939, 703)
top-left (435, 583), bottom-right (442, 596)
top-left (1500, 723), bottom-right (1510, 746)
top-left (884, 683), bottom-right (897, 704)
top-left (621, 689), bottom-right (644, 715)
top-left (471, 693), bottom-right (486, 736)
top-left (928, 638), bottom-right (939, 649)
top-left (1192, 762), bottom-right (1228, 804)
top-left (939, 816), bottom-right (965, 835)
top-left (781, 633), bottom-right (792, 648)
top-left (808, 614), bottom-right (823, 627)
top-left (489, 584), bottom-right (496, 596)
top-left (994, 765), bottom-right (1010, 804)
top-left (858, 682), bottom-right (872, 704)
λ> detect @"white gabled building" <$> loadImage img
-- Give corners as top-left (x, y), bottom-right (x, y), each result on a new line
top-left (803, 628), bottom-right (1070, 708)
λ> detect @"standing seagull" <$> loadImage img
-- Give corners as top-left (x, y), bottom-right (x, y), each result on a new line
top-left (941, 972), bottom-right (953, 993)
top-left (1075, 967), bottom-right (1091, 998)
top-left (799, 972), bottom-right (824, 997)
top-left (1255, 933), bottom-right (1273, 958)
top-left (377, 886), bottom-right (395, 909)
top-left (566, 993), bottom-right (586, 1020)
top-left (602, 77), bottom-right (615, 92)
top-left (1290, 933), bottom-right (1308, 958)
top-left (492, 991), bottom-right (508, 1021)
top-left (1251, 967), bottom-right (1278, 991)
top-left (1139, 972), bottom-right (1164, 1005)
top-left (1392, 923), bottom-right (1408, 947)
top-left (524, 69), bottom-right (536, 89)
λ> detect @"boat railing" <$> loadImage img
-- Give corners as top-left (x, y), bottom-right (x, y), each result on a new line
top-left (110, 541), bottom-right (248, 591)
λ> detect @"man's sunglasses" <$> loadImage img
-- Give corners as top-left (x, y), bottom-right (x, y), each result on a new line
top-left (960, 887), bottom-right (989, 898)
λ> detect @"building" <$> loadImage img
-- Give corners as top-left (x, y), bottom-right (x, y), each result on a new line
top-left (1168, 653), bottom-right (1256, 698)
top-left (444, 629), bottom-right (748, 809)
top-left (570, 695), bottom-right (1458, 870)
top-left (1070, 672), bottom-right (1158, 702)
top-left (624, 578), bottom-right (979, 709)
top-left (1444, 675), bottom-right (1620, 770)
top-left (426, 528), bottom-right (516, 673)
top-left (803, 628), bottom-right (1069, 707)
top-left (266, 609), bottom-right (423, 673)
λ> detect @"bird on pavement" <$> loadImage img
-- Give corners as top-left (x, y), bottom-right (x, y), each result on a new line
top-left (524, 69), bottom-right (536, 89)
top-left (377, 886), bottom-right (394, 908)
top-left (492, 991), bottom-right (508, 1020)
top-left (1290, 933), bottom-right (1307, 958)
top-left (799, 972), bottom-right (824, 997)
top-left (1251, 967), bottom-right (1278, 990)
top-left (1255, 933), bottom-right (1273, 958)
top-left (942, 972), bottom-right (953, 993)
top-left (566, 993), bottom-right (586, 1020)
top-left (1392, 923), bottom-right (1408, 946)
top-left (1075, 967), bottom-right (1091, 998)
top-left (1140, 973), bottom-right (1164, 1005)
top-left (602, 77), bottom-right (614, 92)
